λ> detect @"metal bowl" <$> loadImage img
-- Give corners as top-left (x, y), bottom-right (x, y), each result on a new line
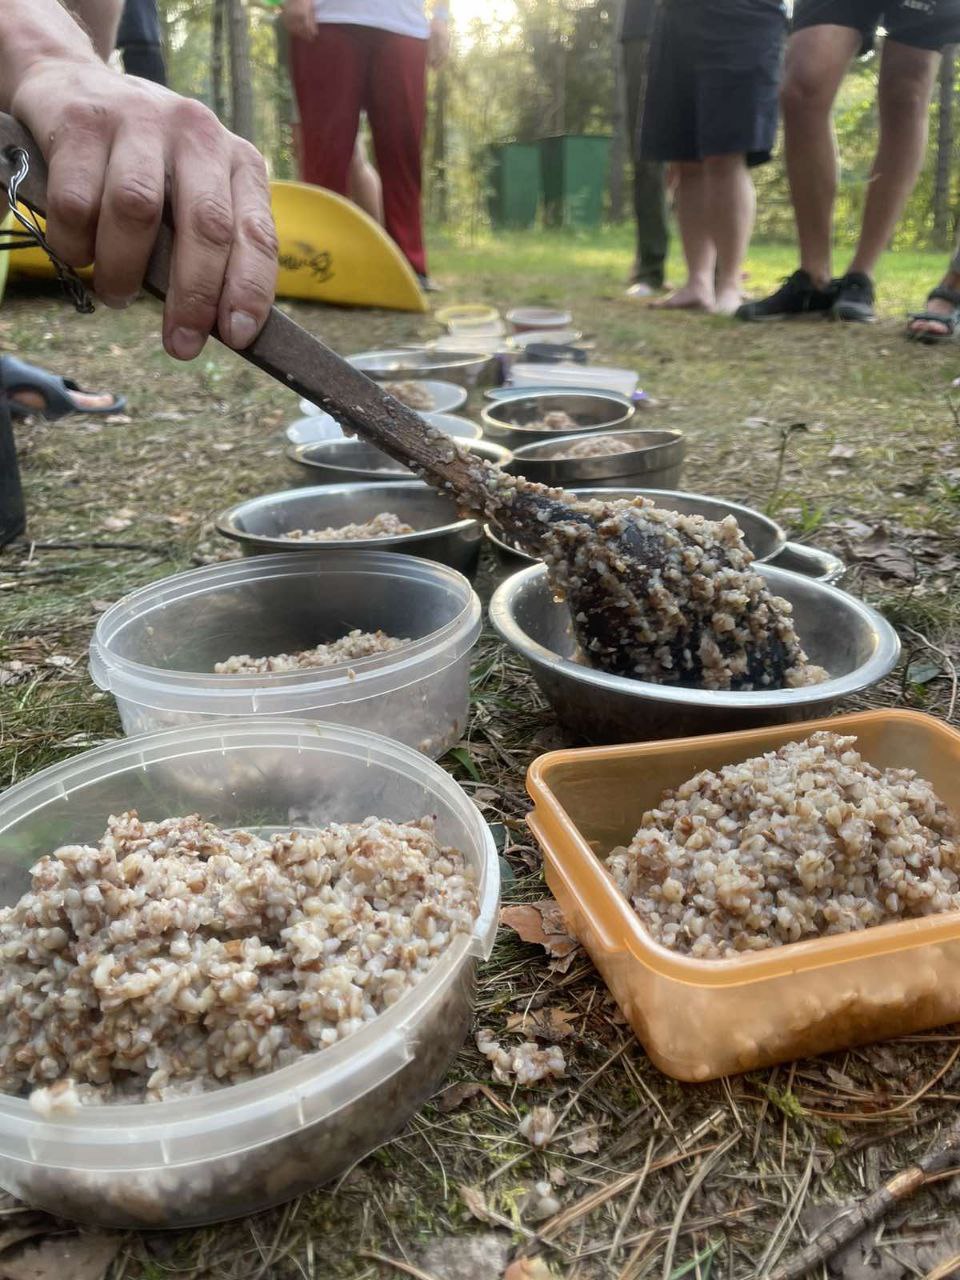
top-left (508, 430), bottom-right (685, 490)
top-left (288, 437), bottom-right (512, 485)
top-left (490, 563), bottom-right (900, 743)
top-left (300, 380), bottom-right (467, 420)
top-left (485, 488), bottom-right (786, 572)
top-left (481, 392), bottom-right (635, 449)
top-left (216, 482), bottom-right (482, 574)
top-left (348, 348), bottom-right (494, 388)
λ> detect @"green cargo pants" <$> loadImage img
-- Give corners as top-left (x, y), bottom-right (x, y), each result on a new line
top-left (623, 36), bottom-right (669, 289)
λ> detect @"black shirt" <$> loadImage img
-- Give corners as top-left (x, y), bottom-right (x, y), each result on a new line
top-left (620, 0), bottom-right (657, 40)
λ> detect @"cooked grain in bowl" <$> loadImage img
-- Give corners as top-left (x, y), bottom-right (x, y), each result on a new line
top-left (606, 732), bottom-right (960, 960)
top-left (214, 630), bottom-right (408, 674)
top-left (285, 513), bottom-right (415, 541)
top-left (0, 811), bottom-right (478, 1108)
top-left (528, 410), bottom-right (579, 433)
top-left (548, 436), bottom-right (635, 460)
top-left (384, 381), bottom-right (435, 411)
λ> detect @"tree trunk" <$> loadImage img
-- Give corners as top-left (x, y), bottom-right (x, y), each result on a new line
top-left (933, 45), bottom-right (956, 247)
top-left (211, 0), bottom-right (227, 123)
top-left (227, 0), bottom-right (255, 143)
top-left (430, 69), bottom-right (450, 224)
top-left (608, 0), bottom-right (625, 221)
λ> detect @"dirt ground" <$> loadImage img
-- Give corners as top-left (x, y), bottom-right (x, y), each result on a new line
top-left (3, 254), bottom-right (960, 1280)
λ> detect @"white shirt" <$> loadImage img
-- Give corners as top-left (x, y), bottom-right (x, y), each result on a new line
top-left (313, 1), bottom-right (429, 38)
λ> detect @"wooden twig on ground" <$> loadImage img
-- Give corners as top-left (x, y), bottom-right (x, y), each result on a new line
top-left (769, 1116), bottom-right (960, 1280)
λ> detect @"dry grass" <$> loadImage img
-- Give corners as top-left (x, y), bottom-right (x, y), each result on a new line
top-left (2, 236), bottom-right (960, 1279)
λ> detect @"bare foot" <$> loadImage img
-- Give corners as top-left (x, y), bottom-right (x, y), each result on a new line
top-left (907, 292), bottom-right (956, 340)
top-left (651, 282), bottom-right (714, 311)
top-left (10, 388), bottom-right (117, 413)
top-left (714, 284), bottom-right (744, 317)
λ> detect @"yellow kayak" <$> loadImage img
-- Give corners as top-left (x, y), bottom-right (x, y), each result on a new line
top-left (3, 181), bottom-right (427, 313)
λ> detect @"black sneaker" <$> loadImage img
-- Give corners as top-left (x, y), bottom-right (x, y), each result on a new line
top-left (832, 271), bottom-right (876, 323)
top-left (735, 269), bottom-right (837, 322)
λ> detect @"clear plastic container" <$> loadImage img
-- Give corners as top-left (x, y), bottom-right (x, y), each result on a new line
top-left (90, 551), bottom-right (481, 758)
top-left (511, 362), bottom-right (639, 398)
top-left (506, 306), bottom-right (573, 333)
top-left (526, 710), bottom-right (960, 1082)
top-left (0, 719), bottom-right (499, 1227)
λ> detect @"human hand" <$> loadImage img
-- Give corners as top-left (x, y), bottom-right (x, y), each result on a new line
top-left (282, 0), bottom-right (317, 42)
top-left (428, 16), bottom-right (450, 69)
top-left (12, 58), bottom-right (278, 360)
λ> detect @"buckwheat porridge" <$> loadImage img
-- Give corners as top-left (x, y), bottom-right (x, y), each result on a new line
top-left (284, 513), bottom-right (415, 541)
top-left (214, 630), bottom-right (408, 675)
top-left (606, 732), bottom-right (960, 960)
top-left (0, 811), bottom-right (478, 1109)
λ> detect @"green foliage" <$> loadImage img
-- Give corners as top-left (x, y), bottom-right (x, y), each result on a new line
top-left (159, 2), bottom-right (960, 248)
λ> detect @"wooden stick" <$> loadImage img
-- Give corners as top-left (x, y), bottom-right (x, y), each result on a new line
top-left (769, 1116), bottom-right (960, 1280)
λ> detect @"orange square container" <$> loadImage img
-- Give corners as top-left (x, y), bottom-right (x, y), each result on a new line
top-left (526, 709), bottom-right (960, 1082)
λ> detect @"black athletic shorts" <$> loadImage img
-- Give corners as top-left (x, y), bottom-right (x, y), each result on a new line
top-left (639, 0), bottom-right (788, 168)
top-left (793, 0), bottom-right (960, 54)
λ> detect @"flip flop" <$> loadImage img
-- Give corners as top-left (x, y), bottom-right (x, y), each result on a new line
top-left (0, 355), bottom-right (127, 420)
top-left (906, 285), bottom-right (960, 344)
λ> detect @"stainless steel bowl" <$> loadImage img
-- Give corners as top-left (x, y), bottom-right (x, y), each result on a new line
top-left (421, 413), bottom-right (483, 440)
top-left (348, 348), bottom-right (494, 387)
top-left (485, 488), bottom-right (787, 570)
top-left (768, 541), bottom-right (845, 584)
top-left (217, 482), bottom-right (482, 574)
top-left (288, 437), bottom-right (512, 485)
top-left (490, 563), bottom-right (900, 743)
top-left (508, 429), bottom-right (685, 490)
top-left (481, 392), bottom-right (635, 448)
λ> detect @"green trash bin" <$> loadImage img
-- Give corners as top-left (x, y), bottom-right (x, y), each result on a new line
top-left (539, 134), bottom-right (612, 229)
top-left (487, 142), bottom-right (541, 230)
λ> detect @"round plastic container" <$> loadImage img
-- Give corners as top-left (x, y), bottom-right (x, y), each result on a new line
top-left (0, 719), bottom-right (499, 1227)
top-left (89, 551), bottom-right (482, 758)
top-left (506, 306), bottom-right (573, 333)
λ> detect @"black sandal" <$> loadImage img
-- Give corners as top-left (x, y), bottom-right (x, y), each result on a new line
top-left (906, 285), bottom-right (960, 344)
top-left (0, 355), bottom-right (126, 420)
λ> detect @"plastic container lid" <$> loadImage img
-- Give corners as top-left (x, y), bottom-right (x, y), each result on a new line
top-left (507, 306), bottom-right (574, 332)
top-left (511, 362), bottom-right (639, 398)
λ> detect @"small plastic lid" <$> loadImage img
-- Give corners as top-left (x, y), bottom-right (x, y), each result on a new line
top-left (507, 306), bottom-right (574, 332)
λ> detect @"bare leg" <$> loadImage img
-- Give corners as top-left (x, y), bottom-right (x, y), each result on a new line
top-left (652, 162), bottom-right (715, 310)
top-left (347, 136), bottom-right (384, 224)
top-left (780, 24), bottom-right (860, 287)
top-left (846, 40), bottom-right (939, 278)
top-left (704, 153), bottom-right (755, 315)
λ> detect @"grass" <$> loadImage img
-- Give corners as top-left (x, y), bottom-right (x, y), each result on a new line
top-left (2, 229), bottom-right (960, 1279)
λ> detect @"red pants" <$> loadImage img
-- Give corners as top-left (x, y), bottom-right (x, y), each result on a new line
top-left (290, 23), bottom-right (428, 277)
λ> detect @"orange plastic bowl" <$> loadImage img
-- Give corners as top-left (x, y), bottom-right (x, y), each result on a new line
top-left (526, 709), bottom-right (960, 1081)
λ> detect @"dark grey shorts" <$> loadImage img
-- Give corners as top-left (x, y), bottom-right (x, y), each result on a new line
top-left (793, 0), bottom-right (960, 53)
top-left (639, 0), bottom-right (788, 168)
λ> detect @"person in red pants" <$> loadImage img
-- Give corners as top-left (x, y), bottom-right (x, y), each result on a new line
top-left (282, 0), bottom-right (449, 290)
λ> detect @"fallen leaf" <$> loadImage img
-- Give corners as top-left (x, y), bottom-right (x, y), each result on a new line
top-left (100, 517), bottom-right (132, 533)
top-left (500, 900), bottom-right (578, 961)
top-left (907, 658), bottom-right (943, 686)
top-left (163, 513), bottom-right (194, 528)
top-left (852, 525), bottom-right (915, 582)
top-left (460, 1184), bottom-right (497, 1226)
top-left (828, 444), bottom-right (856, 460)
top-left (505, 1008), bottom-right (578, 1043)
top-left (434, 1081), bottom-right (482, 1113)
top-left (44, 656), bottom-right (74, 670)
top-left (0, 1232), bottom-right (120, 1280)
top-left (504, 1259), bottom-right (558, 1280)
top-left (568, 1122), bottom-right (600, 1155)
top-left (104, 413), bottom-right (132, 425)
